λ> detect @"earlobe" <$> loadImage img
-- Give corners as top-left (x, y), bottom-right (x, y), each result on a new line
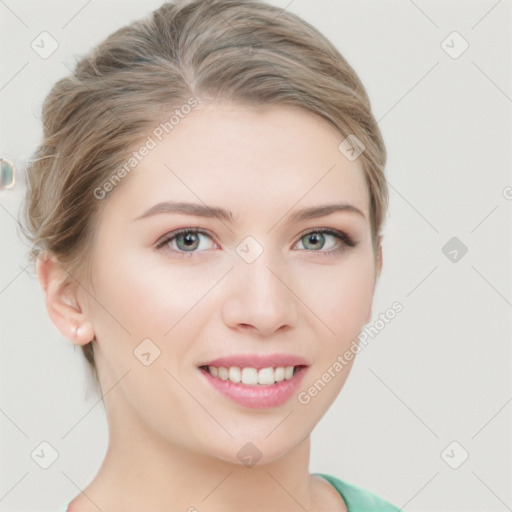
top-left (36, 253), bottom-right (94, 346)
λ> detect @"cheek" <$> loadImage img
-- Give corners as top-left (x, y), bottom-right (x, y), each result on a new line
top-left (90, 249), bottom-right (221, 347)
top-left (295, 255), bottom-right (375, 339)
top-left (87, 248), bottom-right (167, 352)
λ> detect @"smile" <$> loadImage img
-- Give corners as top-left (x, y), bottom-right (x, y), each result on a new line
top-left (199, 365), bottom-right (309, 409)
top-left (200, 365), bottom-right (302, 386)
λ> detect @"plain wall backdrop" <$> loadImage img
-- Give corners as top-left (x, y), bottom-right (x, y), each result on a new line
top-left (0, 1), bottom-right (511, 510)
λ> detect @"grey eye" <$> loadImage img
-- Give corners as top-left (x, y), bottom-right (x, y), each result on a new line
top-left (301, 232), bottom-right (327, 250)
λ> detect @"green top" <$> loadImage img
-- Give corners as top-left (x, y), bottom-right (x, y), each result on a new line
top-left (60, 473), bottom-right (401, 512)
top-left (314, 473), bottom-right (402, 511)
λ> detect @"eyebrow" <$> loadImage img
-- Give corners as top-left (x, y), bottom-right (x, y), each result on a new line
top-left (133, 201), bottom-right (365, 223)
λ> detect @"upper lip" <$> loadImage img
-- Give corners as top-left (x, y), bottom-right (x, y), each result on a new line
top-left (199, 353), bottom-right (311, 370)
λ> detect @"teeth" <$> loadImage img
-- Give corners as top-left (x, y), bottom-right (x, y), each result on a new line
top-left (228, 366), bottom-right (241, 383)
top-left (206, 365), bottom-right (298, 385)
top-left (284, 366), bottom-right (294, 380)
top-left (257, 367), bottom-right (274, 385)
top-left (274, 367), bottom-right (285, 382)
top-left (242, 367), bottom-right (258, 385)
top-left (218, 367), bottom-right (228, 380)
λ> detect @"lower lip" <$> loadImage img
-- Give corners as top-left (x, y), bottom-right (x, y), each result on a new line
top-left (199, 366), bottom-right (308, 409)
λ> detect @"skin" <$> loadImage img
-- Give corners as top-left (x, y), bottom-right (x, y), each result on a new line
top-left (37, 102), bottom-right (382, 512)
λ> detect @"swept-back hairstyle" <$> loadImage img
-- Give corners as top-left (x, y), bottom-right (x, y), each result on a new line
top-left (21, 0), bottom-right (388, 378)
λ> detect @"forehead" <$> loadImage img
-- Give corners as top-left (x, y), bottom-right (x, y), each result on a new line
top-left (105, 102), bottom-right (370, 219)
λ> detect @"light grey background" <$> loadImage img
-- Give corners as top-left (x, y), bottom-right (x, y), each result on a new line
top-left (1, 1), bottom-right (511, 511)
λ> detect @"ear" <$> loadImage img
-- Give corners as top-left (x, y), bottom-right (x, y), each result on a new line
top-left (36, 252), bottom-right (94, 346)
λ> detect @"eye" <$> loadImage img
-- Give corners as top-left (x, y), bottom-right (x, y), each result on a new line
top-left (156, 227), bottom-right (357, 257)
top-left (294, 229), bottom-right (357, 255)
top-left (156, 228), bottom-right (217, 256)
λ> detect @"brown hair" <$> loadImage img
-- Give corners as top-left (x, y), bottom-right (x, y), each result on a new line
top-left (21, 0), bottom-right (388, 378)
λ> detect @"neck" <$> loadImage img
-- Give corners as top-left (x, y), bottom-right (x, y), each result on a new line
top-left (74, 396), bottom-right (321, 512)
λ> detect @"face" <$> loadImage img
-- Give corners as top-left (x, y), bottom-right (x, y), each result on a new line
top-left (76, 102), bottom-right (381, 465)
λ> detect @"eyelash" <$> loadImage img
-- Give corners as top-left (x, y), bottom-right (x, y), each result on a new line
top-left (155, 227), bottom-right (358, 258)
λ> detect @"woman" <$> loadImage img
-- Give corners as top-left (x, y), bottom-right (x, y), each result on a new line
top-left (22, 0), bottom-right (400, 510)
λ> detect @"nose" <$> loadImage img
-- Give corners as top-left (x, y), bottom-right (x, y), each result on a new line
top-left (221, 252), bottom-right (299, 337)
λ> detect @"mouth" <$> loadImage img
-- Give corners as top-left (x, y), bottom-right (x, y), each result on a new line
top-left (198, 364), bottom-right (306, 386)
top-left (198, 363), bottom-right (309, 408)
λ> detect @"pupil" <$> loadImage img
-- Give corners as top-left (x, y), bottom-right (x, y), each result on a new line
top-left (179, 232), bottom-right (198, 250)
top-left (307, 233), bottom-right (323, 249)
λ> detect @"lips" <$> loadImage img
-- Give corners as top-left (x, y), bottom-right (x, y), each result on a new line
top-left (197, 353), bottom-right (311, 408)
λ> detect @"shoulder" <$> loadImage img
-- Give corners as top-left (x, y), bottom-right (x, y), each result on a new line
top-left (314, 473), bottom-right (402, 512)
